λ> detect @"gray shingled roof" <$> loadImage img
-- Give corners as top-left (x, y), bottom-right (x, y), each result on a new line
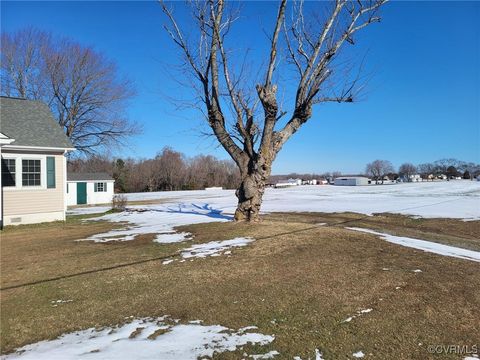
top-left (67, 172), bottom-right (114, 181)
top-left (0, 96), bottom-right (74, 149)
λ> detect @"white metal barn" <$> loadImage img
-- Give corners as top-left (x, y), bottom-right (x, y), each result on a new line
top-left (66, 173), bottom-right (115, 206)
top-left (334, 177), bottom-right (370, 186)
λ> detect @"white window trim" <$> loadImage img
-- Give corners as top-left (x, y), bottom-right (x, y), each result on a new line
top-left (95, 182), bottom-right (107, 192)
top-left (1, 154), bottom-right (47, 191)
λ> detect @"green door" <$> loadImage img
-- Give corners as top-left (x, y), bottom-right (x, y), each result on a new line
top-left (77, 182), bottom-right (87, 205)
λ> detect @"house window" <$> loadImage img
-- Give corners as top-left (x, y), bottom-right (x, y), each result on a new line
top-left (94, 182), bottom-right (106, 192)
top-left (1, 158), bottom-right (16, 187)
top-left (22, 159), bottom-right (41, 186)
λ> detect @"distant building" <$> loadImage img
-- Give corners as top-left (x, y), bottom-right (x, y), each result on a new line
top-left (334, 177), bottom-right (370, 186)
top-left (275, 178), bottom-right (302, 188)
top-left (66, 173), bottom-right (115, 206)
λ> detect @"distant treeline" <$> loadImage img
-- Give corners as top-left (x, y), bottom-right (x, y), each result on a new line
top-left (69, 154), bottom-right (479, 194)
top-left (68, 147), bottom-right (240, 193)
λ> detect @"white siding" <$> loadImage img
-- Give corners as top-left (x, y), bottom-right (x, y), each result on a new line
top-left (2, 151), bottom-right (66, 225)
top-left (67, 180), bottom-right (115, 205)
top-left (334, 177), bottom-right (370, 186)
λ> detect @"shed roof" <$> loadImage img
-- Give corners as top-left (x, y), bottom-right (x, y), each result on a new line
top-left (0, 96), bottom-right (74, 149)
top-left (67, 172), bottom-right (114, 181)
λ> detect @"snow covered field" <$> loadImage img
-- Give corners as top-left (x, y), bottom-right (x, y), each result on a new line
top-left (70, 181), bottom-right (480, 219)
top-left (124, 181), bottom-right (480, 220)
top-left (73, 181), bottom-right (479, 243)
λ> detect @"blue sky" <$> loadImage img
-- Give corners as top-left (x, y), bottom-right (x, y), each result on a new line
top-left (2, 1), bottom-right (479, 174)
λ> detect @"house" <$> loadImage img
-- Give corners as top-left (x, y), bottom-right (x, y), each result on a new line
top-left (66, 173), bottom-right (115, 206)
top-left (334, 176), bottom-right (370, 186)
top-left (0, 96), bottom-right (75, 226)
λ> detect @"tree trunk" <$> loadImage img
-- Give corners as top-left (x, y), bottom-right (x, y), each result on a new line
top-left (234, 158), bottom-right (271, 222)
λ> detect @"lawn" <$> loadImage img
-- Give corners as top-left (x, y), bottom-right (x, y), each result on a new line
top-left (1, 212), bottom-right (479, 359)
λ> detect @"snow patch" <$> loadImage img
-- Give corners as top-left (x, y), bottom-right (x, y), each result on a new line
top-left (160, 238), bottom-right (255, 265)
top-left (79, 203), bottom-right (231, 243)
top-left (50, 299), bottom-right (73, 304)
top-left (3, 317), bottom-right (274, 360)
top-left (50, 299), bottom-right (73, 307)
top-left (342, 308), bottom-right (373, 323)
top-left (346, 227), bottom-right (480, 262)
top-left (181, 237), bottom-right (254, 259)
top-left (353, 351), bottom-right (365, 358)
top-left (358, 308), bottom-right (373, 314)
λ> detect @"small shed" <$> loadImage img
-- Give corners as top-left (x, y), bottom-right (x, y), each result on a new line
top-left (334, 176), bottom-right (370, 186)
top-left (67, 172), bottom-right (115, 206)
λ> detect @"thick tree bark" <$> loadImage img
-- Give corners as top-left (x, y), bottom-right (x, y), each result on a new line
top-left (234, 157), bottom-right (272, 222)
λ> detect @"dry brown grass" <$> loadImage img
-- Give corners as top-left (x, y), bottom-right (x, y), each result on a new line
top-left (1, 213), bottom-right (479, 359)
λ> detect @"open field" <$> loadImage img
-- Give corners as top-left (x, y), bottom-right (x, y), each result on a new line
top-left (69, 181), bottom-right (480, 220)
top-left (1, 209), bottom-right (479, 359)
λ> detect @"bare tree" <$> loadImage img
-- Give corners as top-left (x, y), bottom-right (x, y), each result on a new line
top-left (161, 0), bottom-right (388, 221)
top-left (458, 162), bottom-right (480, 180)
top-left (153, 147), bottom-right (187, 191)
top-left (398, 163), bottom-right (417, 181)
top-left (1, 28), bottom-right (138, 155)
top-left (1, 28), bottom-right (51, 99)
top-left (366, 159), bottom-right (394, 184)
top-left (433, 158), bottom-right (460, 175)
top-left (417, 162), bottom-right (435, 181)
